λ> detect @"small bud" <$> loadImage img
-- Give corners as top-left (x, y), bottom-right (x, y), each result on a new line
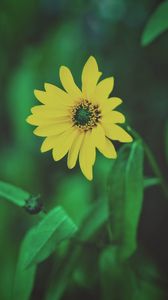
top-left (24, 194), bottom-right (43, 215)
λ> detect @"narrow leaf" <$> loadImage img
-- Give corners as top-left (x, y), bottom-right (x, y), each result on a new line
top-left (108, 141), bottom-right (144, 260)
top-left (12, 235), bottom-right (36, 300)
top-left (99, 246), bottom-right (134, 300)
top-left (46, 199), bottom-right (108, 300)
top-left (99, 247), bottom-right (165, 300)
top-left (0, 180), bottom-right (29, 207)
top-left (22, 206), bottom-right (77, 268)
top-left (122, 140), bottom-right (144, 259)
top-left (107, 145), bottom-right (130, 244)
top-left (141, 1), bottom-right (168, 46)
top-left (13, 206), bottom-right (77, 300)
top-left (144, 177), bottom-right (160, 188)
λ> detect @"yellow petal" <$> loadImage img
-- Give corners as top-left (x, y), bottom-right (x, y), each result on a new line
top-left (104, 124), bottom-right (133, 143)
top-left (102, 111), bottom-right (125, 124)
top-left (41, 128), bottom-right (76, 152)
top-left (79, 131), bottom-right (96, 180)
top-left (59, 66), bottom-right (82, 98)
top-left (52, 127), bottom-right (77, 161)
top-left (26, 114), bottom-right (48, 126)
top-left (44, 83), bottom-right (74, 106)
top-left (34, 90), bottom-right (47, 104)
top-left (31, 105), bottom-right (45, 114)
top-left (102, 97), bottom-right (123, 112)
top-left (82, 56), bottom-right (102, 99)
top-left (26, 114), bottom-right (69, 126)
top-left (34, 122), bottom-right (72, 137)
top-left (97, 138), bottom-right (117, 158)
top-left (41, 136), bottom-right (54, 152)
top-left (109, 97), bottom-right (123, 108)
top-left (34, 83), bottom-right (73, 107)
top-left (67, 131), bottom-right (84, 169)
top-left (92, 125), bottom-right (116, 158)
top-left (31, 105), bottom-right (69, 118)
top-left (91, 124), bottom-right (105, 149)
top-left (94, 77), bottom-right (114, 103)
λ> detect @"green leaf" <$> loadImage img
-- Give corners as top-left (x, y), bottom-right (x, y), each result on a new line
top-left (108, 141), bottom-right (144, 260)
top-left (46, 200), bottom-right (108, 300)
top-left (0, 180), bottom-right (29, 207)
top-left (13, 206), bottom-right (77, 300)
top-left (99, 247), bottom-right (166, 300)
top-left (99, 246), bottom-right (134, 300)
top-left (123, 141), bottom-right (144, 258)
top-left (107, 145), bottom-right (130, 244)
top-left (144, 177), bottom-right (160, 188)
top-left (141, 1), bottom-right (168, 46)
top-left (79, 198), bottom-right (108, 241)
top-left (21, 206), bottom-right (77, 268)
top-left (12, 235), bottom-right (36, 300)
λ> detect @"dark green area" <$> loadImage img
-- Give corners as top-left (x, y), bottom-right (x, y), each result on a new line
top-left (0, 0), bottom-right (168, 300)
top-left (74, 106), bottom-right (92, 126)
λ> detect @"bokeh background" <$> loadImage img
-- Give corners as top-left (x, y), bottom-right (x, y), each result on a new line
top-left (0, 0), bottom-right (168, 299)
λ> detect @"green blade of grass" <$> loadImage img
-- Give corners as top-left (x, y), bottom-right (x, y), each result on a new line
top-left (46, 199), bottom-right (108, 300)
top-left (99, 246), bottom-right (135, 300)
top-left (144, 177), bottom-right (160, 188)
top-left (141, 1), bottom-right (168, 46)
top-left (12, 236), bottom-right (37, 300)
top-left (108, 141), bottom-right (144, 260)
top-left (0, 180), bottom-right (29, 207)
top-left (22, 206), bottom-right (77, 269)
top-left (12, 206), bottom-right (77, 300)
top-left (122, 141), bottom-right (144, 259)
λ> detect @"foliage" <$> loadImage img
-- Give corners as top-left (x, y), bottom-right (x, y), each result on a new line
top-left (12, 207), bottom-right (77, 300)
top-left (108, 141), bottom-right (144, 260)
top-left (141, 1), bottom-right (168, 46)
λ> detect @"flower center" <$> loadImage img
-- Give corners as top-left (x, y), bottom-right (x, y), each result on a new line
top-left (74, 107), bottom-right (92, 125)
top-left (72, 100), bottom-right (101, 131)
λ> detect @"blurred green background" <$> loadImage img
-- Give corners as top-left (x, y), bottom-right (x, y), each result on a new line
top-left (0, 0), bottom-right (168, 299)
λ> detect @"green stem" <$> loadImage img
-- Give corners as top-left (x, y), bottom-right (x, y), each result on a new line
top-left (128, 127), bottom-right (168, 199)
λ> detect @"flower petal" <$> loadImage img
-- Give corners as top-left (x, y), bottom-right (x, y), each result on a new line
top-left (41, 136), bottom-right (54, 152)
top-left (91, 124), bottom-right (106, 149)
top-left (102, 97), bottom-right (123, 112)
top-left (52, 127), bottom-right (77, 161)
top-left (104, 124), bottom-right (133, 143)
top-left (26, 114), bottom-right (69, 126)
top-left (44, 83), bottom-right (74, 106)
top-left (92, 125), bottom-right (117, 158)
top-left (59, 66), bottom-right (82, 98)
top-left (34, 90), bottom-right (47, 104)
top-left (82, 56), bottom-right (102, 99)
top-left (34, 122), bottom-right (72, 137)
top-left (31, 105), bottom-right (69, 118)
top-left (67, 131), bottom-right (85, 169)
top-left (94, 77), bottom-right (114, 103)
top-left (102, 111), bottom-right (125, 124)
top-left (97, 138), bottom-right (117, 158)
top-left (79, 130), bottom-right (96, 180)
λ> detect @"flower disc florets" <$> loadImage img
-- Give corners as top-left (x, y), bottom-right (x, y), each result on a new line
top-left (72, 100), bottom-right (101, 131)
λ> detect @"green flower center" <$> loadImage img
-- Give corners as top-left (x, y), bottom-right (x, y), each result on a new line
top-left (72, 100), bottom-right (101, 131)
top-left (74, 107), bottom-right (92, 125)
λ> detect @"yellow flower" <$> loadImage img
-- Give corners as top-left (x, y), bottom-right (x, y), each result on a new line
top-left (26, 56), bottom-right (132, 180)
